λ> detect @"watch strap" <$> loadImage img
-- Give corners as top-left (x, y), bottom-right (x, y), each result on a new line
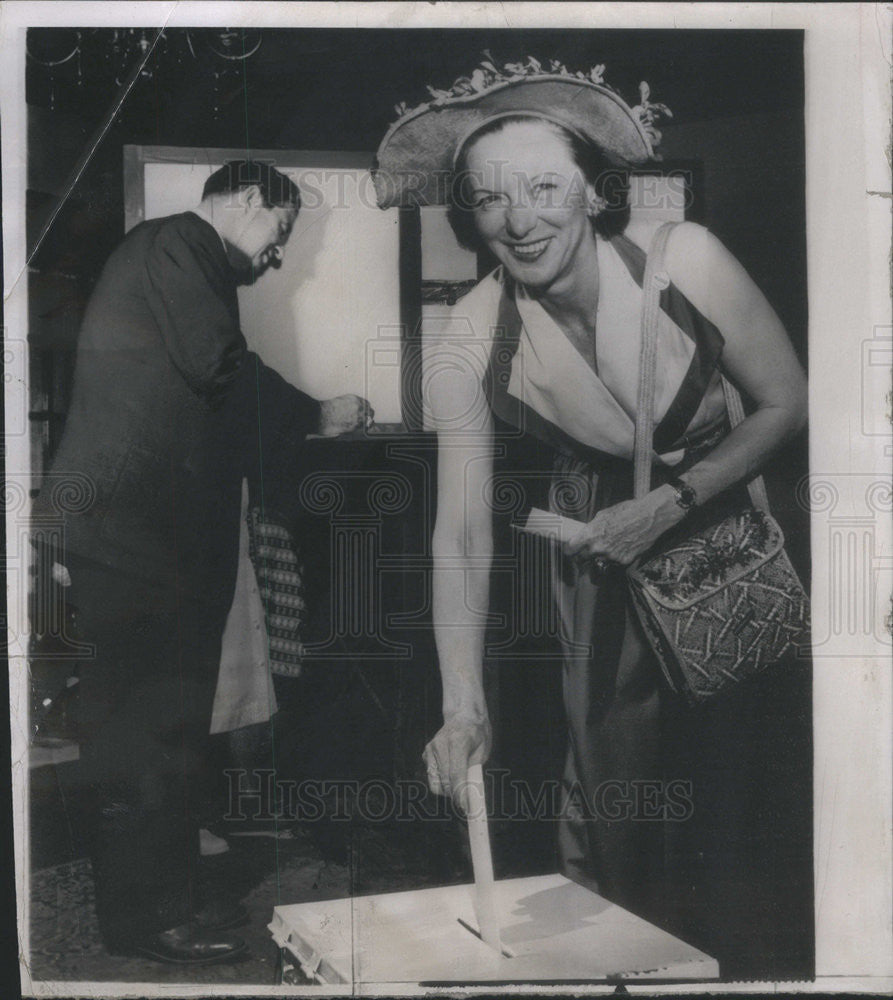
top-left (666, 474), bottom-right (697, 510)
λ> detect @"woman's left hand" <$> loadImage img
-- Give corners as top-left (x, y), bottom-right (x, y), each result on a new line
top-left (564, 486), bottom-right (684, 567)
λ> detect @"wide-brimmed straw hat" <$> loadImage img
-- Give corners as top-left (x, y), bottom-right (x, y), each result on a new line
top-left (373, 54), bottom-right (671, 208)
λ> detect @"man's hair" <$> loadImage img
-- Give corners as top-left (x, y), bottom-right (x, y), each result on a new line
top-left (202, 160), bottom-right (301, 209)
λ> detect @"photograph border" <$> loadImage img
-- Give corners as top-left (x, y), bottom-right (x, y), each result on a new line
top-left (3, 2), bottom-right (891, 995)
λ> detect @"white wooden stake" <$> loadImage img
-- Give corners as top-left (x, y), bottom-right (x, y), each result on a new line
top-left (465, 763), bottom-right (503, 953)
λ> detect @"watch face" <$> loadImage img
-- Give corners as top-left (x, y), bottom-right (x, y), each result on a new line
top-left (672, 480), bottom-right (697, 509)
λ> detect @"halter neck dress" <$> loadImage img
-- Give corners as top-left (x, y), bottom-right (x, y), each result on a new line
top-left (439, 224), bottom-right (733, 913)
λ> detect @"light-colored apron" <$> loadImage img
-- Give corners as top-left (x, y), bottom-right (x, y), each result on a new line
top-left (209, 479), bottom-right (278, 734)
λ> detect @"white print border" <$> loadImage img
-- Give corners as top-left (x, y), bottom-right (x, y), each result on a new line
top-left (2, 2), bottom-right (891, 996)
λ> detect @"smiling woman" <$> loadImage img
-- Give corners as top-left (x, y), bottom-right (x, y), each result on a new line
top-left (375, 54), bottom-right (809, 932)
top-left (461, 121), bottom-right (598, 291)
top-left (449, 115), bottom-right (631, 249)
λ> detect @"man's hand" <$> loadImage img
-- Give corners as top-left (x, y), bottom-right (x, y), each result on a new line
top-left (423, 715), bottom-right (492, 814)
top-left (317, 394), bottom-right (374, 436)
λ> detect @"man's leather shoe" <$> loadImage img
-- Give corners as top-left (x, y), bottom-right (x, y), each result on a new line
top-left (192, 898), bottom-right (250, 931)
top-left (131, 924), bottom-right (248, 965)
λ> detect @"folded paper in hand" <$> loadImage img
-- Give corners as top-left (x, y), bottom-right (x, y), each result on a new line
top-left (516, 507), bottom-right (584, 544)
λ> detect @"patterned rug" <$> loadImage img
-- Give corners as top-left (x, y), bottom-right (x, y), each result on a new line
top-left (27, 819), bottom-right (463, 986)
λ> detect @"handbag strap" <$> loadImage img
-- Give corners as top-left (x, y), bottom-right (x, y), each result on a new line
top-left (634, 221), bottom-right (771, 513)
top-left (634, 222), bottom-right (675, 500)
top-left (719, 377), bottom-right (771, 511)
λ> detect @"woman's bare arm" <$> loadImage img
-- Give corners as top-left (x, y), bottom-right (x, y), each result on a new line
top-left (423, 335), bottom-right (496, 811)
top-left (662, 222), bottom-right (807, 499)
top-left (568, 222), bottom-right (807, 565)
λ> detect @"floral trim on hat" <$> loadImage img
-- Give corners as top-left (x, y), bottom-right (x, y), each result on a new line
top-left (391, 52), bottom-right (672, 149)
top-left (632, 81), bottom-right (673, 148)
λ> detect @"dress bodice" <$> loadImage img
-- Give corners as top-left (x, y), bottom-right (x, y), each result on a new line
top-left (486, 231), bottom-right (728, 466)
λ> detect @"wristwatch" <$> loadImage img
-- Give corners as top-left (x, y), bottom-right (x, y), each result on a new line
top-left (666, 475), bottom-right (698, 511)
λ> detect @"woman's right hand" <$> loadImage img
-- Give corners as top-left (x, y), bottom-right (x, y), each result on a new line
top-left (423, 715), bottom-right (492, 814)
top-left (317, 394), bottom-right (373, 436)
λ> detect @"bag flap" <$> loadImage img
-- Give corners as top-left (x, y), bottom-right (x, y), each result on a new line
top-left (628, 508), bottom-right (787, 611)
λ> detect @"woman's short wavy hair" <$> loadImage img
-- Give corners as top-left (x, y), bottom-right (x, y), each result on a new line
top-left (447, 115), bottom-right (631, 253)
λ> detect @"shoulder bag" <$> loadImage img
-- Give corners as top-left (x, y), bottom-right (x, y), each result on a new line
top-left (626, 222), bottom-right (810, 703)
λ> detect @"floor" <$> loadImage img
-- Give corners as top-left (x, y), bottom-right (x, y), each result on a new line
top-left (28, 750), bottom-right (473, 987)
top-left (25, 656), bottom-right (816, 987)
top-left (28, 826), bottom-right (462, 986)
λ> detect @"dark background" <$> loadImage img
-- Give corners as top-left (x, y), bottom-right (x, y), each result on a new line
top-left (25, 26), bottom-right (809, 562)
top-left (26, 27), bottom-right (807, 323)
top-left (18, 26), bottom-right (812, 985)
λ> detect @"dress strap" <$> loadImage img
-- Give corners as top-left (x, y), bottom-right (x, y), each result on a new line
top-left (485, 277), bottom-right (616, 465)
top-left (487, 239), bottom-right (725, 460)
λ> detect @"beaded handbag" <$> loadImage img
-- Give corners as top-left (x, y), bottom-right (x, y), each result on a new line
top-left (626, 223), bottom-right (810, 704)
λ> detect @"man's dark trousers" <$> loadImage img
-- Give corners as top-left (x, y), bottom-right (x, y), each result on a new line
top-left (72, 562), bottom-right (229, 951)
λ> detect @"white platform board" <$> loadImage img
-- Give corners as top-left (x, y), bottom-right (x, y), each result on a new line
top-left (269, 873), bottom-right (719, 987)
